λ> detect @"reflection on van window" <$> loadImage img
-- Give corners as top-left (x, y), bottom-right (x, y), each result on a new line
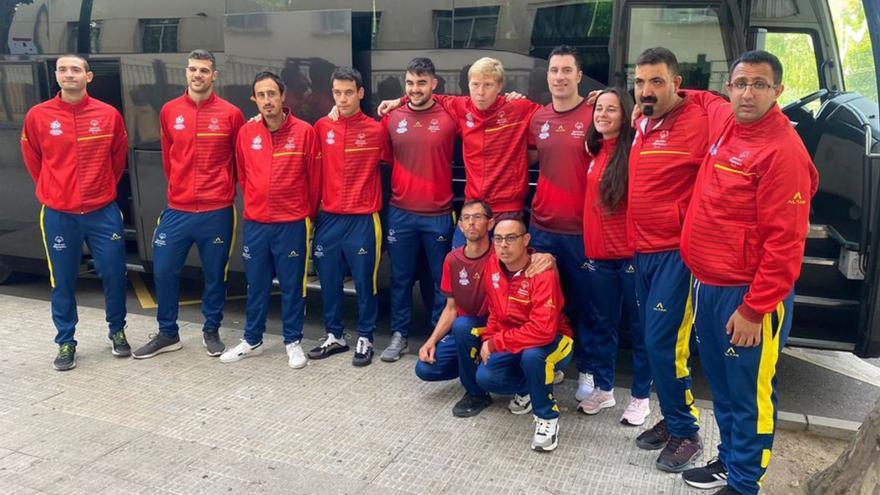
top-left (67, 20), bottom-right (102, 53)
top-left (142, 18), bottom-right (179, 53)
top-left (765, 32), bottom-right (820, 108)
top-left (828, 0), bottom-right (878, 104)
top-left (435, 7), bottom-right (500, 49)
top-left (627, 6), bottom-right (726, 91)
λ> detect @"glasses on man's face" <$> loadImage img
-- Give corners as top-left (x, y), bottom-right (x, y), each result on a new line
top-left (493, 233), bottom-right (526, 244)
top-left (460, 213), bottom-right (488, 222)
top-left (727, 80), bottom-right (777, 92)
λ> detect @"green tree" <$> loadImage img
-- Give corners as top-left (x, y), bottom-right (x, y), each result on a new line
top-left (830, 0), bottom-right (878, 103)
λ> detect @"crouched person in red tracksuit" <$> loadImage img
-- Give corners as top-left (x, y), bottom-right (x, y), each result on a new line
top-left (476, 218), bottom-right (574, 452)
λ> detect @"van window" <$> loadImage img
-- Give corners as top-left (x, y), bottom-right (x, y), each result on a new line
top-left (764, 31), bottom-right (821, 107)
top-left (828, 0), bottom-right (878, 103)
top-left (626, 6), bottom-right (727, 91)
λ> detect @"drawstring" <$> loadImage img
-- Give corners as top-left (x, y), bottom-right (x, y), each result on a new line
top-left (692, 278), bottom-right (701, 324)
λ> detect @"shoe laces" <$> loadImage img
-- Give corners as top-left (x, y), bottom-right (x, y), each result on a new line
top-left (319, 335), bottom-right (339, 349)
top-left (513, 394), bottom-right (530, 406)
top-left (58, 343), bottom-right (75, 358)
top-left (534, 417), bottom-right (555, 435)
top-left (356, 337), bottom-right (371, 355)
top-left (111, 331), bottom-right (128, 345)
top-left (626, 397), bottom-right (645, 410)
top-left (389, 332), bottom-right (404, 348)
top-left (578, 372), bottom-right (594, 386)
top-left (705, 456), bottom-right (725, 472)
top-left (665, 436), bottom-right (685, 454)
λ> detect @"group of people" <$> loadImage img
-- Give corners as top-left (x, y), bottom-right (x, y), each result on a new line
top-left (21, 42), bottom-right (817, 495)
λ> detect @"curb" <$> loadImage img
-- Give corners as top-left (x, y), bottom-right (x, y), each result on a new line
top-left (693, 398), bottom-right (861, 441)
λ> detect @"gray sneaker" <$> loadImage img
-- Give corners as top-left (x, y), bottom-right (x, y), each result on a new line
top-left (380, 332), bottom-right (408, 362)
top-left (203, 331), bottom-right (225, 357)
top-left (132, 333), bottom-right (182, 359)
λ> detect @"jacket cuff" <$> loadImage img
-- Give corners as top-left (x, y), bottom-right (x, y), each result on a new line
top-left (737, 303), bottom-right (764, 324)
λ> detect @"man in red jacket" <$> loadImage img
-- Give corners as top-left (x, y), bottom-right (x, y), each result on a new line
top-left (133, 49), bottom-right (245, 359)
top-left (476, 218), bottom-right (573, 452)
top-left (678, 51), bottom-right (818, 495)
top-left (219, 71), bottom-right (321, 369)
top-left (307, 66), bottom-right (390, 367)
top-left (628, 48), bottom-right (708, 472)
top-left (21, 54), bottom-right (130, 371)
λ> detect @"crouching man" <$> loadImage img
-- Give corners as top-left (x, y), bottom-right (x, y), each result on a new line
top-left (476, 218), bottom-right (574, 452)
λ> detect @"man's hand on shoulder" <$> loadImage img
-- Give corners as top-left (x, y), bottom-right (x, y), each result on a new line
top-left (525, 252), bottom-right (556, 278)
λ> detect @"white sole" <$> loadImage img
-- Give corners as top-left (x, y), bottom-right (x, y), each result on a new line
top-left (509, 405), bottom-right (533, 415)
top-left (132, 342), bottom-right (183, 359)
top-left (578, 399), bottom-right (616, 415)
top-left (683, 479), bottom-right (727, 490)
top-left (220, 349), bottom-right (263, 364)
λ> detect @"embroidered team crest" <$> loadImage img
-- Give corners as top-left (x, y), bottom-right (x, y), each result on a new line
top-left (242, 245), bottom-right (251, 259)
top-left (387, 229), bottom-right (397, 243)
top-left (154, 232), bottom-right (167, 247)
top-left (571, 121), bottom-right (586, 138)
top-left (314, 244), bottom-right (324, 258)
top-left (491, 272), bottom-right (501, 289)
top-left (174, 115), bottom-right (185, 130)
top-left (496, 111), bottom-right (507, 125)
top-left (52, 236), bottom-right (66, 250)
top-left (538, 121), bottom-right (550, 140)
top-left (284, 137), bottom-right (296, 150)
top-left (355, 132), bottom-right (367, 146)
top-left (396, 118), bottom-right (409, 134)
top-left (88, 119), bottom-right (101, 134)
top-left (208, 117), bottom-right (220, 132)
top-left (325, 130), bottom-right (335, 145)
top-left (729, 150), bottom-right (750, 168)
top-left (465, 112), bottom-right (475, 128)
top-left (251, 135), bottom-right (263, 150)
top-left (459, 268), bottom-right (470, 286)
top-left (49, 120), bottom-right (63, 136)
top-left (428, 119), bottom-right (440, 132)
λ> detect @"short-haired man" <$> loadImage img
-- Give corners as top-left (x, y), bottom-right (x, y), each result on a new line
top-left (21, 54), bottom-right (130, 370)
top-left (679, 51), bottom-right (818, 495)
top-left (133, 49), bottom-right (245, 359)
top-left (476, 218), bottom-right (573, 452)
top-left (628, 47), bottom-right (707, 471)
top-left (308, 66), bottom-right (390, 367)
top-left (219, 71), bottom-right (322, 368)
top-left (379, 57), bottom-right (458, 362)
top-left (380, 57), bottom-right (540, 247)
top-left (527, 44), bottom-right (597, 403)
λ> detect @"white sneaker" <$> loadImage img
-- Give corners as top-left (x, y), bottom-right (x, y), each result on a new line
top-left (620, 397), bottom-right (651, 426)
top-left (508, 394), bottom-right (532, 415)
top-left (531, 416), bottom-right (559, 452)
top-left (286, 341), bottom-right (308, 369)
top-left (575, 372), bottom-right (595, 401)
top-left (219, 339), bottom-right (263, 363)
top-left (577, 389), bottom-right (616, 415)
top-left (553, 370), bottom-right (565, 385)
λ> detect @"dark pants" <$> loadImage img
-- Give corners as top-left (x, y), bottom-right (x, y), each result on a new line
top-left (313, 212), bottom-right (381, 340)
top-left (152, 206), bottom-right (235, 337)
top-left (242, 219), bottom-right (309, 345)
top-left (693, 281), bottom-right (793, 495)
top-left (40, 202), bottom-right (127, 344)
top-left (634, 250), bottom-right (699, 438)
top-left (414, 315), bottom-right (488, 396)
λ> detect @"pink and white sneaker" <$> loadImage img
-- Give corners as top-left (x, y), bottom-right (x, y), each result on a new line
top-left (620, 397), bottom-right (651, 426)
top-left (577, 389), bottom-right (616, 415)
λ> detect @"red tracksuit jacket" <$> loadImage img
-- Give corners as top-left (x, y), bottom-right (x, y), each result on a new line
top-left (628, 95), bottom-right (708, 253)
top-left (482, 253), bottom-right (573, 354)
top-left (235, 111), bottom-right (322, 223)
top-left (434, 95), bottom-right (540, 214)
top-left (583, 137), bottom-right (633, 260)
top-left (314, 111), bottom-right (390, 215)
top-left (20, 93), bottom-right (127, 214)
top-left (160, 91), bottom-right (245, 212)
top-left (681, 93), bottom-right (818, 322)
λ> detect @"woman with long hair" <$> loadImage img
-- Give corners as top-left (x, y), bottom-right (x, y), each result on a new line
top-left (577, 88), bottom-right (653, 426)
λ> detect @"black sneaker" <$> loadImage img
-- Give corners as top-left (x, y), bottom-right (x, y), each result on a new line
top-left (656, 433), bottom-right (703, 473)
top-left (636, 419), bottom-right (670, 450)
top-left (53, 343), bottom-right (76, 371)
top-left (307, 334), bottom-right (349, 360)
top-left (202, 331), bottom-right (225, 357)
top-left (132, 333), bottom-right (182, 359)
top-left (110, 329), bottom-right (131, 357)
top-left (452, 393), bottom-right (492, 418)
top-left (711, 487), bottom-right (742, 495)
top-left (352, 337), bottom-right (373, 367)
top-left (682, 457), bottom-right (728, 489)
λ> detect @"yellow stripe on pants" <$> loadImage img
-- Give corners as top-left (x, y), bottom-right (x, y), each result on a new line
top-left (302, 217), bottom-right (312, 297)
top-left (39, 205), bottom-right (55, 288)
top-left (544, 335), bottom-right (573, 385)
top-left (371, 212), bottom-right (382, 295)
top-left (757, 302), bottom-right (785, 435)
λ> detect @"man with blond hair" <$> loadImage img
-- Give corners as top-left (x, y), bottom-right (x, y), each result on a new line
top-left (380, 57), bottom-right (540, 247)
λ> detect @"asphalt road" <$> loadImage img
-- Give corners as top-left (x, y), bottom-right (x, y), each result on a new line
top-left (3, 269), bottom-right (879, 423)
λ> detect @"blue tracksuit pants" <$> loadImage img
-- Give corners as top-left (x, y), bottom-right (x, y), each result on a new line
top-left (387, 206), bottom-right (453, 337)
top-left (152, 206), bottom-right (235, 337)
top-left (40, 203), bottom-right (127, 345)
top-left (313, 212), bottom-right (381, 341)
top-left (529, 226), bottom-right (594, 375)
top-left (634, 250), bottom-right (700, 438)
top-left (692, 281), bottom-right (793, 495)
top-left (241, 219), bottom-right (309, 346)
top-left (586, 258), bottom-right (652, 397)
top-left (476, 334), bottom-right (574, 419)
top-left (414, 315), bottom-right (488, 396)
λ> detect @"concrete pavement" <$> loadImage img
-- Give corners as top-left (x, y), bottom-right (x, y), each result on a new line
top-left (0, 293), bottom-right (722, 494)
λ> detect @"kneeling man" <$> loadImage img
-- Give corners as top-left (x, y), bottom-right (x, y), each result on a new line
top-left (477, 218), bottom-right (573, 452)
